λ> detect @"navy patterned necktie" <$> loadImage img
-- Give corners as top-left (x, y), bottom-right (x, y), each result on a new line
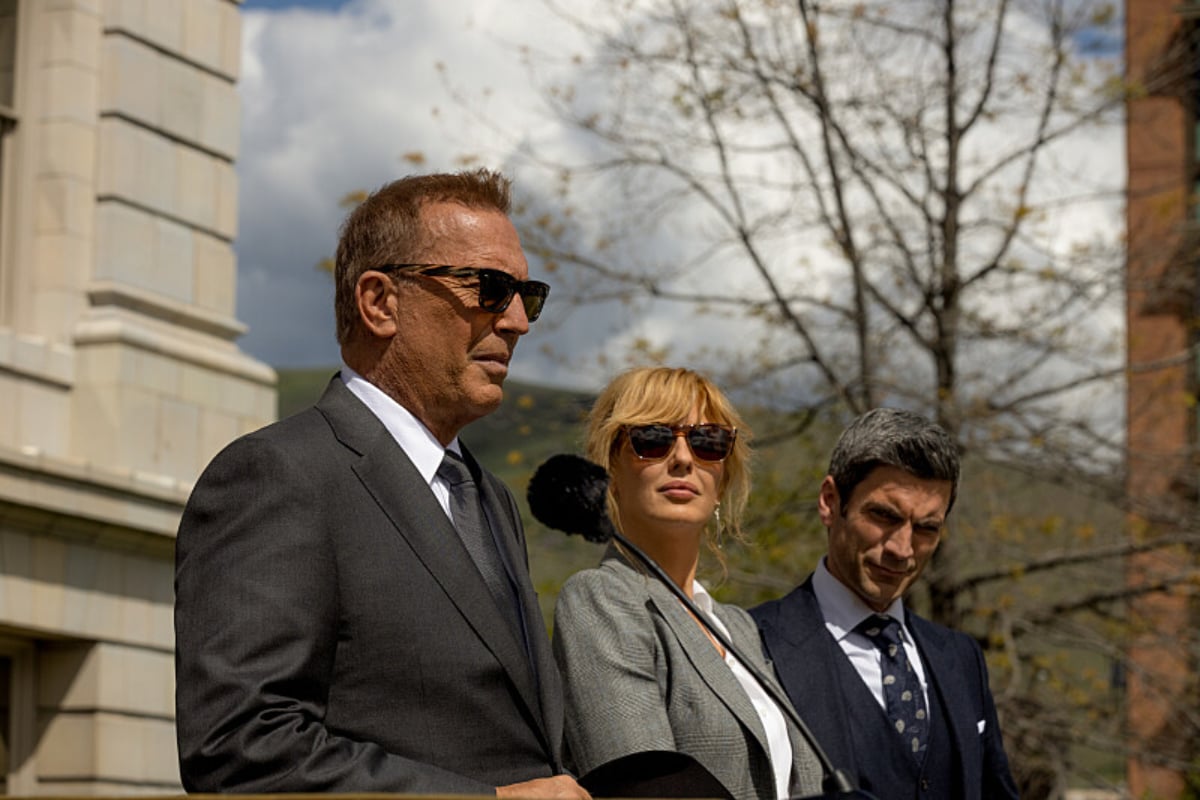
top-left (437, 451), bottom-right (522, 621)
top-left (856, 614), bottom-right (928, 762)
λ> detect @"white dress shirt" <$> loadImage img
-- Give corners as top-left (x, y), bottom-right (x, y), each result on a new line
top-left (811, 557), bottom-right (931, 712)
top-left (341, 366), bottom-right (459, 521)
top-left (693, 581), bottom-right (794, 800)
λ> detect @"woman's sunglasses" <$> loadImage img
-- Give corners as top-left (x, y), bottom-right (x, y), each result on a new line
top-left (377, 263), bottom-right (549, 321)
top-left (623, 423), bottom-right (737, 463)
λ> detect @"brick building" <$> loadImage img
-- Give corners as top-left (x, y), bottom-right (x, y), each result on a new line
top-left (1126, 1), bottom-right (1200, 797)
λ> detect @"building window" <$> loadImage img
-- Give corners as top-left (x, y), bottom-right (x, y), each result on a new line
top-left (0, 639), bottom-right (32, 795)
top-left (0, 655), bottom-right (9, 794)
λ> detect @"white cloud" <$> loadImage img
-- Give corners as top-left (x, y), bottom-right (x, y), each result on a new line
top-left (234, 0), bottom-right (1127, 417)
top-left (235, 0), bottom-right (603, 383)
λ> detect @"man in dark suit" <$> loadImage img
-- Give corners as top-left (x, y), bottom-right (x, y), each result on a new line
top-left (751, 408), bottom-right (1019, 799)
top-left (174, 169), bottom-right (589, 798)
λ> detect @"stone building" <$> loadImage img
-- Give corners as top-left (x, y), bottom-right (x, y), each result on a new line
top-left (0, 0), bottom-right (273, 792)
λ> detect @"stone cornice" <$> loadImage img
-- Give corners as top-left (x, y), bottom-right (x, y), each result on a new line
top-left (0, 443), bottom-right (188, 544)
top-left (74, 299), bottom-right (276, 387)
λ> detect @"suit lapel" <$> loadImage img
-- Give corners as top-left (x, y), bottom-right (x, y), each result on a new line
top-left (315, 378), bottom-right (549, 747)
top-left (644, 579), bottom-right (771, 755)
top-left (766, 580), bottom-right (860, 776)
top-left (908, 613), bottom-right (975, 787)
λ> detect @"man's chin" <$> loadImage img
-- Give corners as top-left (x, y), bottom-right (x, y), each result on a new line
top-left (859, 581), bottom-right (905, 612)
top-left (467, 383), bottom-right (505, 415)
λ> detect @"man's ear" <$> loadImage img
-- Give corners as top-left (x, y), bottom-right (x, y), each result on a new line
top-left (355, 271), bottom-right (399, 338)
top-left (817, 475), bottom-right (840, 526)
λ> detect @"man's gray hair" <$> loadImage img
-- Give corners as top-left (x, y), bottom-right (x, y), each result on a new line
top-left (827, 407), bottom-right (961, 513)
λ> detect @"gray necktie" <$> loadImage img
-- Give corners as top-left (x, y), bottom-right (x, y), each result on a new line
top-left (857, 614), bottom-right (928, 763)
top-left (437, 450), bottom-right (522, 622)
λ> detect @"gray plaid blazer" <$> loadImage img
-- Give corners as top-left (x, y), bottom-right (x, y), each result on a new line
top-left (553, 546), bottom-right (823, 800)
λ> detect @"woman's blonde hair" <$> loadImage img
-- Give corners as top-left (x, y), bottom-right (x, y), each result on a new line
top-left (584, 366), bottom-right (752, 551)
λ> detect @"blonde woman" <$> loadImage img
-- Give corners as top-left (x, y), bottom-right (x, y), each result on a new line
top-left (553, 366), bottom-right (822, 800)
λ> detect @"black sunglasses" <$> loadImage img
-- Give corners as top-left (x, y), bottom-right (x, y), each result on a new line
top-left (377, 263), bottom-right (549, 322)
top-left (624, 423), bottom-right (737, 463)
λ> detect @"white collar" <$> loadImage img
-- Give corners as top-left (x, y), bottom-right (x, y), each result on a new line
top-left (340, 366), bottom-right (461, 484)
top-left (812, 556), bottom-right (909, 643)
top-left (691, 579), bottom-right (716, 616)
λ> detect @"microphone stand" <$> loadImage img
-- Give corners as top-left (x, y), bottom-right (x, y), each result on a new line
top-left (610, 529), bottom-right (870, 799)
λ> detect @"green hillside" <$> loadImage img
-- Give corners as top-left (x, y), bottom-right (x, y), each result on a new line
top-left (275, 368), bottom-right (341, 420)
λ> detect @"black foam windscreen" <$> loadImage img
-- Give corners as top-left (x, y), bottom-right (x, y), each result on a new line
top-left (526, 453), bottom-right (616, 544)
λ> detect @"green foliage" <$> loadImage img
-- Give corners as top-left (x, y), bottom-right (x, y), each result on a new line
top-left (704, 406), bottom-right (835, 606)
top-left (275, 367), bottom-right (340, 419)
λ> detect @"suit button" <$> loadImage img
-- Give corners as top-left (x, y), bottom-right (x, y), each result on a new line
top-left (921, 779), bottom-right (930, 791)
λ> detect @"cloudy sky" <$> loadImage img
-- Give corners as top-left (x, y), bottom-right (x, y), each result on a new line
top-left (235, 0), bottom-right (613, 389)
top-left (234, 0), bottom-right (1124, 397)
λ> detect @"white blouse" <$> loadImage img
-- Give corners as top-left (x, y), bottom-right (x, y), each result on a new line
top-left (693, 582), bottom-right (794, 800)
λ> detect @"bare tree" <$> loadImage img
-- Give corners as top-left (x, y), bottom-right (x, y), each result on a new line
top-left (436, 0), bottom-right (1200, 794)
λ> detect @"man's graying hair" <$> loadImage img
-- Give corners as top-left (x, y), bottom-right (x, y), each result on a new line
top-left (827, 407), bottom-right (961, 514)
top-left (333, 169), bottom-right (512, 346)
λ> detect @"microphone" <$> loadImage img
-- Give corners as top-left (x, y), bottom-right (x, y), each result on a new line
top-left (525, 454), bottom-right (616, 544)
top-left (528, 454), bottom-right (874, 799)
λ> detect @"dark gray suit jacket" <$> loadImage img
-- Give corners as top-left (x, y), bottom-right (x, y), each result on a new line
top-left (174, 376), bottom-right (564, 793)
top-left (554, 548), bottom-right (824, 800)
top-left (751, 578), bottom-right (1019, 800)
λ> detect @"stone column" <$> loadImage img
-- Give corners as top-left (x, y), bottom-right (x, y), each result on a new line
top-left (0, 0), bottom-right (273, 791)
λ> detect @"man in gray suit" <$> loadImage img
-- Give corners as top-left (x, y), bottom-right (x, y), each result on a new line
top-left (174, 169), bottom-right (589, 798)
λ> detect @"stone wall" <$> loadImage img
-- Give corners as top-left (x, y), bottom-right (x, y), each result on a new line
top-left (0, 0), bottom-right (272, 793)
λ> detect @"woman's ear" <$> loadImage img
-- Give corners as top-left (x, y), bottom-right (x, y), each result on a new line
top-left (355, 271), bottom-right (399, 338)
